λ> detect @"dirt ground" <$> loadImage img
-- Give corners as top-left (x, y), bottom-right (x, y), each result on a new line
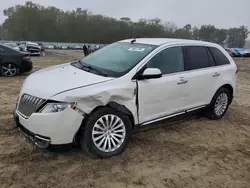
top-left (0, 50), bottom-right (250, 188)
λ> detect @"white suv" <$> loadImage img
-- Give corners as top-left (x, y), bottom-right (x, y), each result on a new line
top-left (13, 38), bottom-right (237, 158)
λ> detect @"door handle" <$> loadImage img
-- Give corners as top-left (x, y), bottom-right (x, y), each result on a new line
top-left (177, 79), bottom-right (188, 85)
top-left (213, 72), bottom-right (220, 77)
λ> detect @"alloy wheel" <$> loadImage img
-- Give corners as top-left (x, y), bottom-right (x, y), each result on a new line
top-left (214, 93), bottom-right (228, 116)
top-left (92, 114), bottom-right (126, 152)
top-left (1, 63), bottom-right (17, 77)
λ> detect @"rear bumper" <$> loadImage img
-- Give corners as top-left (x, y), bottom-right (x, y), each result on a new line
top-left (20, 60), bottom-right (33, 73)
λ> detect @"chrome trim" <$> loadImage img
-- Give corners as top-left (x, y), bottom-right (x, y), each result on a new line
top-left (34, 135), bottom-right (51, 148)
top-left (35, 135), bottom-right (51, 142)
top-left (141, 105), bottom-right (207, 126)
top-left (17, 94), bottom-right (46, 118)
top-left (142, 112), bottom-right (185, 126)
top-left (186, 105), bottom-right (206, 112)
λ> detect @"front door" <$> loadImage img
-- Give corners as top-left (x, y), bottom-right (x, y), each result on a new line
top-left (137, 46), bottom-right (191, 124)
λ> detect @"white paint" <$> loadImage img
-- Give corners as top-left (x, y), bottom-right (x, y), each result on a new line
top-left (15, 38), bottom-right (237, 146)
top-left (142, 68), bottom-right (162, 76)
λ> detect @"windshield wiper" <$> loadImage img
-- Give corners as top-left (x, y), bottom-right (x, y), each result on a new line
top-left (77, 60), bottom-right (91, 70)
top-left (78, 60), bottom-right (108, 77)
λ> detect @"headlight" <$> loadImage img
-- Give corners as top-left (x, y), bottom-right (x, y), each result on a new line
top-left (40, 102), bottom-right (76, 113)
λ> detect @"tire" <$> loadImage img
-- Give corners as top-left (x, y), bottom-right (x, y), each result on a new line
top-left (80, 107), bottom-right (132, 158)
top-left (205, 87), bottom-right (232, 120)
top-left (40, 51), bottom-right (46, 57)
top-left (0, 63), bottom-right (18, 77)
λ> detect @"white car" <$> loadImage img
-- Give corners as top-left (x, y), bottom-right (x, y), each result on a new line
top-left (62, 45), bottom-right (67, 49)
top-left (13, 38), bottom-right (237, 158)
top-left (46, 45), bottom-right (54, 49)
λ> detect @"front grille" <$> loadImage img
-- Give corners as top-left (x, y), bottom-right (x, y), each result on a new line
top-left (17, 94), bottom-right (45, 118)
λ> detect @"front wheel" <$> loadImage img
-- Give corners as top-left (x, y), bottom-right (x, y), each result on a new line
top-left (205, 88), bottom-right (231, 120)
top-left (80, 107), bottom-right (132, 158)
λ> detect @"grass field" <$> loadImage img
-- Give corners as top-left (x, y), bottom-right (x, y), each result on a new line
top-left (0, 50), bottom-right (250, 188)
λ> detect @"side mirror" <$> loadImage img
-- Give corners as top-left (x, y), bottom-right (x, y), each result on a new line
top-left (139, 68), bottom-right (162, 80)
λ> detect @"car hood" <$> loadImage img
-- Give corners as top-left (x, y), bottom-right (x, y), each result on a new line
top-left (20, 63), bottom-right (114, 99)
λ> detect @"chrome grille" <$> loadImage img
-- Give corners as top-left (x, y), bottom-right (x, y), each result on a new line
top-left (17, 94), bottom-right (45, 118)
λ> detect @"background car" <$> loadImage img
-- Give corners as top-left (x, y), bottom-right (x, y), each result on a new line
top-left (46, 45), bottom-right (54, 49)
top-left (18, 41), bottom-right (44, 56)
top-left (87, 45), bottom-right (100, 54)
top-left (62, 45), bottom-right (67, 49)
top-left (0, 44), bottom-right (33, 77)
top-left (74, 45), bottom-right (82, 49)
top-left (4, 43), bottom-right (21, 51)
top-left (234, 48), bottom-right (250, 57)
top-left (225, 48), bottom-right (241, 57)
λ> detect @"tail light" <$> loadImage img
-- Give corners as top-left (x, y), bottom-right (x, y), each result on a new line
top-left (23, 56), bottom-right (30, 61)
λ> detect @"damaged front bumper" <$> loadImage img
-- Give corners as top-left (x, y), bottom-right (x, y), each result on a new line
top-left (13, 108), bottom-right (51, 148)
top-left (13, 106), bottom-right (84, 149)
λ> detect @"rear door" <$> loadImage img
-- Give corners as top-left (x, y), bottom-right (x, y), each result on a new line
top-left (0, 45), bottom-right (22, 65)
top-left (208, 47), bottom-right (235, 95)
top-left (183, 46), bottom-right (219, 108)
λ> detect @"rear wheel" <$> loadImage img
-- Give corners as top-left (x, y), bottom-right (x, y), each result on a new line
top-left (0, 63), bottom-right (18, 77)
top-left (205, 87), bottom-right (231, 120)
top-left (80, 107), bottom-right (132, 158)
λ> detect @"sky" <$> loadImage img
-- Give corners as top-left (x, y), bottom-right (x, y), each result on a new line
top-left (0, 0), bottom-right (250, 30)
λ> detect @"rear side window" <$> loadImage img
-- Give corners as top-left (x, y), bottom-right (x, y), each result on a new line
top-left (209, 47), bottom-right (230, 65)
top-left (185, 46), bottom-right (210, 70)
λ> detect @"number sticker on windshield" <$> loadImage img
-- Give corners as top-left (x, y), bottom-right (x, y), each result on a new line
top-left (128, 47), bottom-right (145, 52)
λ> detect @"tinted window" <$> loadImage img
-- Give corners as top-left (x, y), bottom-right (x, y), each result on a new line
top-left (209, 47), bottom-right (230, 65)
top-left (147, 47), bottom-right (184, 74)
top-left (185, 46), bottom-right (210, 70)
top-left (0, 47), bottom-right (5, 53)
top-left (207, 48), bottom-right (216, 66)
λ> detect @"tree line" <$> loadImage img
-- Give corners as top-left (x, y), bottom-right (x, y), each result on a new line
top-left (1, 1), bottom-right (249, 47)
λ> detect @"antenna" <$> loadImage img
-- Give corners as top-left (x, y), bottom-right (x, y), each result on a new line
top-left (131, 36), bottom-right (139, 44)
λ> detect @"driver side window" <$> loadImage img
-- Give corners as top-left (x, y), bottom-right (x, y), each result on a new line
top-left (147, 46), bottom-right (184, 75)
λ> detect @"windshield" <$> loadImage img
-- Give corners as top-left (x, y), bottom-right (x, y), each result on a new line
top-left (76, 42), bottom-right (157, 77)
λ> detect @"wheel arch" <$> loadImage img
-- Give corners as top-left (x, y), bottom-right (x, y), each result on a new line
top-left (213, 84), bottom-right (234, 104)
top-left (86, 101), bottom-right (135, 126)
top-left (74, 101), bottom-right (135, 144)
top-left (0, 61), bottom-right (20, 68)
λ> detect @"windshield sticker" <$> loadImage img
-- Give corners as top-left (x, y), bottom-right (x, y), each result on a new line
top-left (128, 47), bottom-right (145, 52)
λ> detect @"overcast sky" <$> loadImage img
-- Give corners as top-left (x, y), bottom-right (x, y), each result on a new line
top-left (1, 0), bottom-right (250, 29)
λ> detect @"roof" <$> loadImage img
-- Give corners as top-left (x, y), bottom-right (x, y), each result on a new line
top-left (119, 38), bottom-right (214, 46)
